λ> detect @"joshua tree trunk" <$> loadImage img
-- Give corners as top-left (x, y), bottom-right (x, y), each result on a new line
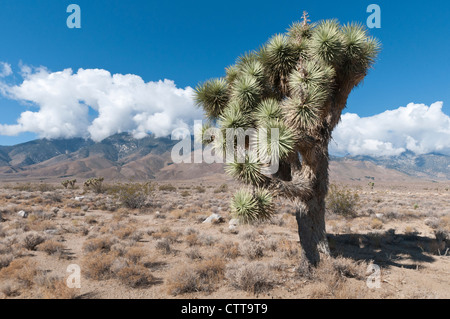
top-left (295, 144), bottom-right (331, 266)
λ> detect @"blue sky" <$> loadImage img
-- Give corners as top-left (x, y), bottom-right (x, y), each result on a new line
top-left (0, 0), bottom-right (449, 155)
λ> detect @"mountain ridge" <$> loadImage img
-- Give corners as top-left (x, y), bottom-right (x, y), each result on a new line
top-left (0, 134), bottom-right (448, 182)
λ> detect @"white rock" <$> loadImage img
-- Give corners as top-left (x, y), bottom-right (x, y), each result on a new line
top-left (17, 210), bottom-right (28, 218)
top-left (203, 213), bottom-right (223, 224)
top-left (375, 213), bottom-right (384, 219)
top-left (229, 224), bottom-right (238, 234)
top-left (229, 218), bottom-right (240, 226)
top-left (74, 196), bottom-right (85, 201)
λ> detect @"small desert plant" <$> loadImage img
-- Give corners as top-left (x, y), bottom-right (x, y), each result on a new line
top-left (38, 240), bottom-right (66, 256)
top-left (326, 184), bottom-right (360, 217)
top-left (82, 251), bottom-right (117, 280)
top-left (180, 190), bottom-right (191, 197)
top-left (116, 264), bottom-right (155, 288)
top-left (82, 236), bottom-right (116, 253)
top-left (219, 241), bottom-right (241, 259)
top-left (155, 239), bottom-right (172, 255)
top-left (166, 256), bottom-right (226, 295)
top-left (241, 241), bottom-right (265, 260)
top-left (226, 262), bottom-right (273, 295)
top-left (158, 184), bottom-right (177, 192)
top-left (112, 182), bottom-right (152, 209)
top-left (22, 232), bottom-right (46, 251)
top-left (0, 258), bottom-right (38, 288)
top-left (214, 183), bottom-right (229, 193)
top-left (0, 254), bottom-right (13, 269)
top-left (370, 218), bottom-right (383, 230)
top-left (195, 186), bottom-right (206, 193)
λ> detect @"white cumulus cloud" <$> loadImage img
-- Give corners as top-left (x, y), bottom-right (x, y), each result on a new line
top-left (330, 102), bottom-right (450, 156)
top-left (0, 62), bottom-right (12, 77)
top-left (0, 65), bottom-right (203, 142)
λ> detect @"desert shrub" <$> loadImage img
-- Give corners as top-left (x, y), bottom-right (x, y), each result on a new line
top-left (278, 239), bottom-right (299, 258)
top-left (180, 190), bottom-right (191, 197)
top-left (166, 257), bottom-right (226, 295)
top-left (125, 246), bottom-right (146, 263)
top-left (241, 241), bottom-right (264, 260)
top-left (39, 277), bottom-right (78, 299)
top-left (82, 251), bottom-right (117, 280)
top-left (0, 254), bottom-right (13, 269)
top-left (22, 232), bottom-right (46, 251)
top-left (82, 236), bottom-right (116, 253)
top-left (326, 184), bottom-right (360, 217)
top-left (155, 239), bottom-right (172, 255)
top-left (185, 233), bottom-right (199, 247)
top-left (219, 241), bottom-right (240, 259)
top-left (38, 240), bottom-right (65, 256)
top-left (370, 218), bottom-right (383, 230)
top-left (195, 186), bottom-right (206, 193)
top-left (0, 258), bottom-right (38, 288)
top-left (186, 248), bottom-right (203, 260)
top-left (159, 184), bottom-right (177, 192)
top-left (214, 184), bottom-right (229, 193)
top-left (112, 182), bottom-right (152, 209)
top-left (166, 267), bottom-right (201, 295)
top-left (116, 264), bottom-right (155, 288)
top-left (226, 262), bottom-right (273, 295)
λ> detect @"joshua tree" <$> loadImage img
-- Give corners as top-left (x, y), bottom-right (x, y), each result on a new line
top-left (62, 179), bottom-right (77, 189)
top-left (194, 13), bottom-right (380, 267)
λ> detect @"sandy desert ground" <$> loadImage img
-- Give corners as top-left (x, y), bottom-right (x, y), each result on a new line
top-left (0, 178), bottom-right (449, 299)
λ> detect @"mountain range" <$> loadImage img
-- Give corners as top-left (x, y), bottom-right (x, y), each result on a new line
top-left (0, 133), bottom-right (448, 182)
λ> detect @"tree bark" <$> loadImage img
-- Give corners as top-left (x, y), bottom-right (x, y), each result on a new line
top-left (295, 142), bottom-right (330, 266)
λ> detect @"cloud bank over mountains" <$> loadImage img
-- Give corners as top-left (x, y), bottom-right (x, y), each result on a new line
top-left (0, 65), bottom-right (202, 142)
top-left (0, 63), bottom-right (449, 157)
top-left (330, 102), bottom-right (450, 156)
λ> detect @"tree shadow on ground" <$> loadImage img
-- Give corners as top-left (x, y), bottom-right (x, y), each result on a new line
top-left (327, 229), bottom-right (439, 269)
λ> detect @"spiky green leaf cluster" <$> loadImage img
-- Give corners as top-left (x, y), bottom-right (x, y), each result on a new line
top-left (230, 188), bottom-right (274, 224)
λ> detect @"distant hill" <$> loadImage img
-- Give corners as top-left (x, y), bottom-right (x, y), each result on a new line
top-left (332, 151), bottom-right (450, 181)
top-left (0, 134), bottom-right (448, 182)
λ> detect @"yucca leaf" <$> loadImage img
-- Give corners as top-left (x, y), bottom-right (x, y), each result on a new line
top-left (194, 78), bottom-right (229, 120)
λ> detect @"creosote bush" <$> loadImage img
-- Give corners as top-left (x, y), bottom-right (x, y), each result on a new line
top-left (326, 184), bottom-right (360, 217)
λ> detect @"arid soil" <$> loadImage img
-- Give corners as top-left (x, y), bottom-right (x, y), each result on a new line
top-left (0, 178), bottom-right (449, 299)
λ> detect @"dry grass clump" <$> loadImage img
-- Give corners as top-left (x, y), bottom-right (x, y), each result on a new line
top-left (0, 254), bottom-right (13, 269)
top-left (38, 240), bottom-right (66, 256)
top-left (278, 239), bottom-right (299, 258)
top-left (219, 241), bottom-right (240, 259)
top-left (370, 218), bottom-right (384, 230)
top-left (155, 238), bottom-right (172, 255)
top-left (22, 232), bottom-right (46, 251)
top-left (303, 257), bottom-right (369, 299)
top-left (185, 233), bottom-right (199, 247)
top-left (0, 258), bottom-right (38, 288)
top-left (116, 264), bottom-right (155, 288)
top-left (151, 227), bottom-right (180, 244)
top-left (186, 248), bottom-right (203, 260)
top-left (125, 246), bottom-right (146, 263)
top-left (226, 261), bottom-right (273, 295)
top-left (82, 236), bottom-right (116, 253)
top-left (166, 256), bottom-right (226, 295)
top-left (39, 277), bottom-right (78, 299)
top-left (82, 251), bottom-right (117, 280)
top-left (241, 241), bottom-right (265, 260)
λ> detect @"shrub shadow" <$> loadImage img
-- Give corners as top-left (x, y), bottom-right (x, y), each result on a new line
top-left (328, 229), bottom-right (437, 269)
